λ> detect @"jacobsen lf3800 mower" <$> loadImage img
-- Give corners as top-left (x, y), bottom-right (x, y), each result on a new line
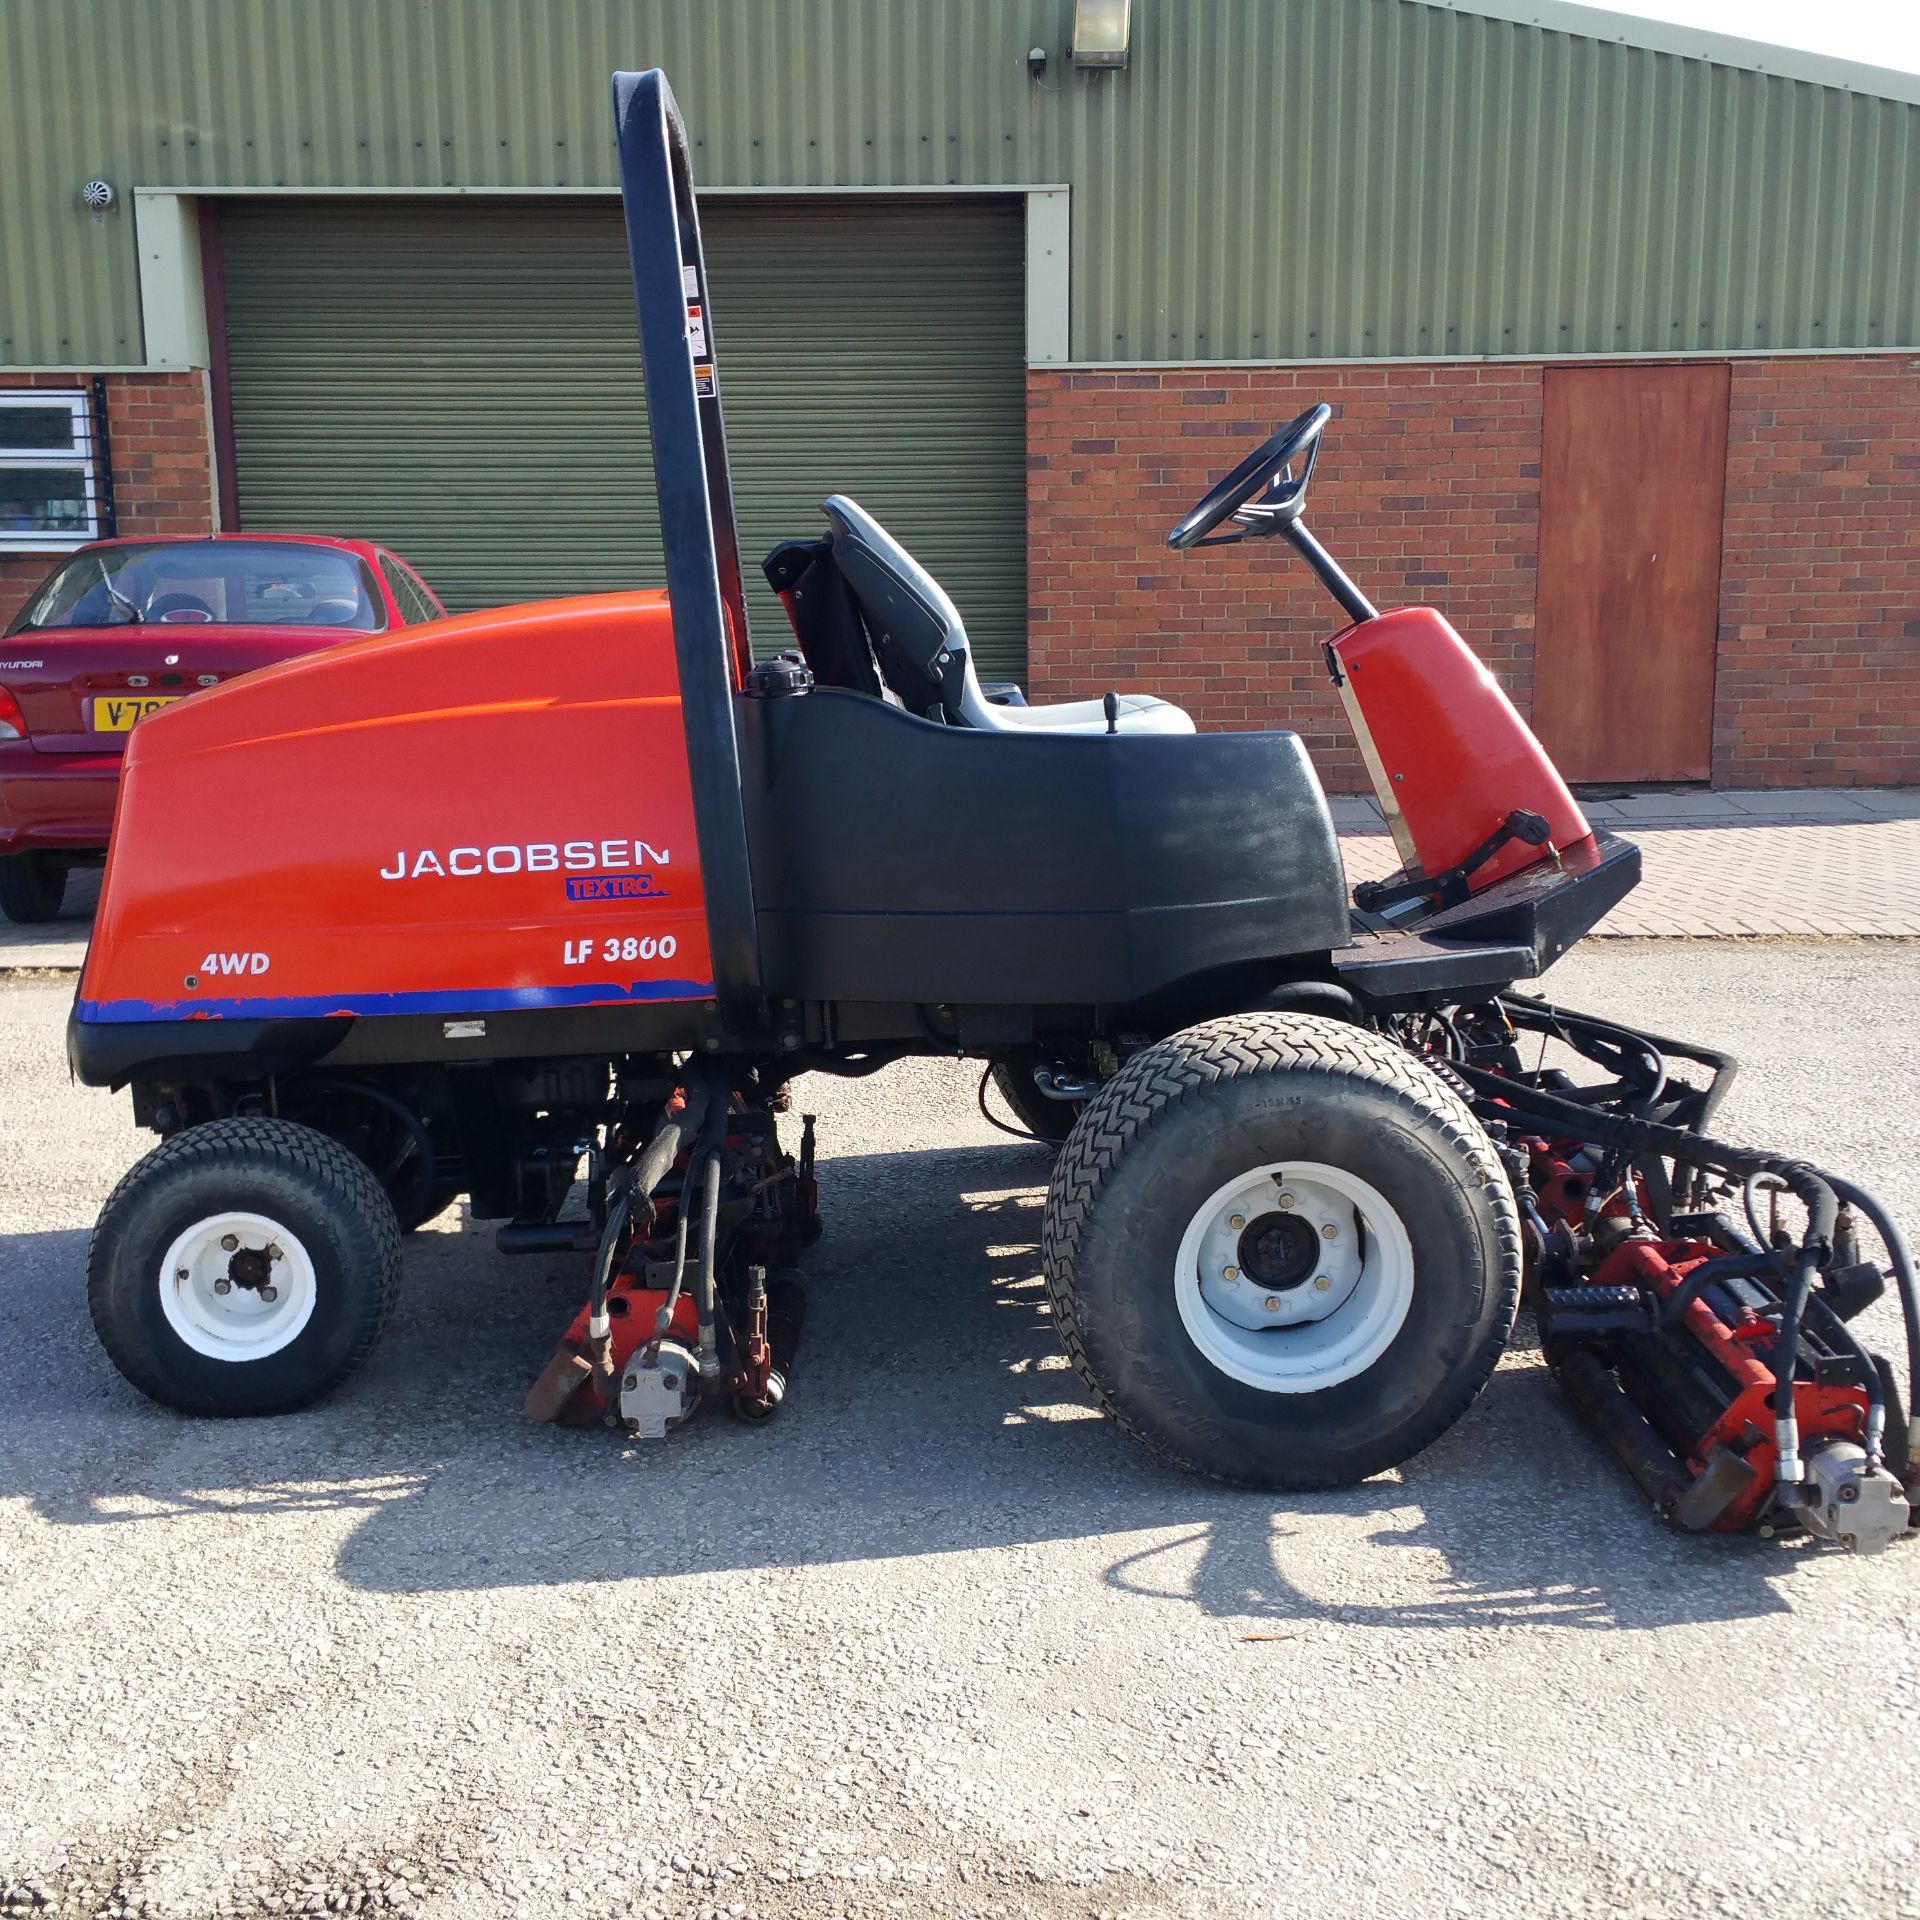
top-left (69, 73), bottom-right (1916, 1551)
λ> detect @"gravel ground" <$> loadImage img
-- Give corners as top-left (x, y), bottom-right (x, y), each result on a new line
top-left (2, 942), bottom-right (1918, 1920)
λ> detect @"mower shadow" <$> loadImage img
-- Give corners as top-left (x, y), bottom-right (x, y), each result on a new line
top-left (1, 1145), bottom-right (1800, 1629)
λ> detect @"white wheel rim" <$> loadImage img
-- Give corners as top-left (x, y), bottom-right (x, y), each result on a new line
top-left (1172, 1161), bottom-right (1414, 1393)
top-left (158, 1210), bottom-right (318, 1363)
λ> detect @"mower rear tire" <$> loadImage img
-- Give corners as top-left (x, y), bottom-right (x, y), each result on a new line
top-left (1041, 1014), bottom-right (1520, 1490)
top-left (990, 1054), bottom-right (1083, 1145)
top-left (87, 1117), bottom-right (404, 1417)
top-left (0, 852), bottom-right (66, 925)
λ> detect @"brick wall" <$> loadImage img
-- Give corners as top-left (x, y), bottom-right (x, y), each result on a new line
top-left (5, 358), bottom-right (1909, 789)
top-left (1028, 356), bottom-right (1920, 791)
top-left (0, 371), bottom-right (215, 631)
top-left (1714, 356), bottom-right (1920, 788)
top-left (1028, 364), bottom-right (1544, 793)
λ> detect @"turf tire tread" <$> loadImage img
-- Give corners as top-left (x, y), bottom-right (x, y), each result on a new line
top-left (87, 1116), bottom-right (405, 1415)
top-left (1041, 1013), bottom-right (1521, 1488)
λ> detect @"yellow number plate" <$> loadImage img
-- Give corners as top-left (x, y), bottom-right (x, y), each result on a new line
top-left (93, 695), bottom-right (180, 732)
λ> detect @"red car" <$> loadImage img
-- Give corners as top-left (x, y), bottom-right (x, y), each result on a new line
top-left (0, 533), bottom-right (445, 922)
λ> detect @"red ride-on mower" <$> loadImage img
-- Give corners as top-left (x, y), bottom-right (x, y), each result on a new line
top-left (70, 73), bottom-right (1917, 1549)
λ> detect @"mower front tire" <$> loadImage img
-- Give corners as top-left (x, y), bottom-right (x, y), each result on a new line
top-left (1041, 1014), bottom-right (1520, 1490)
top-left (87, 1117), bottom-right (404, 1417)
top-left (0, 852), bottom-right (66, 924)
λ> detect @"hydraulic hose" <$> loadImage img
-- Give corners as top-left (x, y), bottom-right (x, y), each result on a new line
top-left (1810, 1170), bottom-right (1920, 1463)
top-left (1450, 1059), bottom-right (1840, 1482)
top-left (1545, 1007), bottom-right (1669, 1118)
top-left (298, 1076), bottom-right (438, 1218)
top-left (653, 1178), bottom-right (694, 1349)
top-left (1495, 995), bottom-right (1738, 1132)
top-left (1657, 1253), bottom-right (1776, 1329)
top-left (694, 1145), bottom-right (723, 1379)
top-left (977, 1064), bottom-right (1045, 1143)
top-left (591, 1079), bottom-right (712, 1346)
top-left (1728, 1167), bottom-right (1907, 1472)
top-left (1681, 1209), bottom-right (1763, 1258)
top-left (1449, 1059), bottom-right (1832, 1216)
top-left (1800, 1286), bottom-right (1890, 1464)
top-left (1770, 1238), bottom-right (1831, 1482)
top-left (629, 1081), bottom-right (712, 1218)
top-left (1460, 1015), bottom-right (1916, 1479)
top-left (585, 1189), bottom-right (633, 1357)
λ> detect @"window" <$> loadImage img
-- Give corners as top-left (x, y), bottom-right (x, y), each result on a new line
top-left (0, 391), bottom-right (108, 553)
top-left (379, 552), bottom-right (443, 626)
top-left (7, 540), bottom-right (388, 635)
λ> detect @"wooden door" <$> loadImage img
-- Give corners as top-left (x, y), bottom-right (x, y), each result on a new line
top-left (1531, 364), bottom-right (1729, 783)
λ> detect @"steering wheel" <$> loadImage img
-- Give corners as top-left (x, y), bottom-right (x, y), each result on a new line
top-left (1167, 403), bottom-right (1331, 551)
top-left (147, 591), bottom-right (216, 623)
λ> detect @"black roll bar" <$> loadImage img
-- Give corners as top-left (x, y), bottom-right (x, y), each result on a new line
top-left (612, 67), bottom-right (763, 1028)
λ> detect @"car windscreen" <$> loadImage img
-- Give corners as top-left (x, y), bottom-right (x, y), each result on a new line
top-left (6, 541), bottom-right (388, 634)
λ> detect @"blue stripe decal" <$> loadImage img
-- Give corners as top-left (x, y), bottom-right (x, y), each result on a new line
top-left (74, 978), bottom-right (716, 1025)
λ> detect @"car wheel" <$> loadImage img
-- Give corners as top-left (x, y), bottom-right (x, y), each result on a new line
top-left (0, 852), bottom-right (67, 925)
top-left (87, 1117), bottom-right (404, 1416)
top-left (1041, 1013), bottom-right (1520, 1490)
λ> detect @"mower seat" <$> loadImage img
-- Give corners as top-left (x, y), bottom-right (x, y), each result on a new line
top-left (820, 495), bottom-right (1195, 736)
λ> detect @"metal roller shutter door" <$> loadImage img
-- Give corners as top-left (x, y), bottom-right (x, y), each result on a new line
top-left (219, 195), bottom-right (1028, 680)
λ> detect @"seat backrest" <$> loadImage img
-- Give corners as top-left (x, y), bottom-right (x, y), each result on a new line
top-left (761, 535), bottom-right (887, 699)
top-left (946, 639), bottom-right (1018, 729)
top-left (820, 496), bottom-right (969, 721)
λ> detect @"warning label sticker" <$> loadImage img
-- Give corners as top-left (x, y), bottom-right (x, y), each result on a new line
top-left (682, 261), bottom-right (711, 376)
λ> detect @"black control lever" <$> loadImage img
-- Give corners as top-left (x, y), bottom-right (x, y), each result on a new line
top-left (1353, 808), bottom-right (1556, 916)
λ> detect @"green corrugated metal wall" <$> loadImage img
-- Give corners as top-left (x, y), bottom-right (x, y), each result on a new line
top-left (3, 0), bottom-right (1916, 368)
top-left (219, 195), bottom-right (1029, 674)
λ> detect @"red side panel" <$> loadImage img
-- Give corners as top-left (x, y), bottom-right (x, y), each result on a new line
top-left (1331, 607), bottom-right (1591, 889)
top-left (76, 590), bottom-right (713, 1026)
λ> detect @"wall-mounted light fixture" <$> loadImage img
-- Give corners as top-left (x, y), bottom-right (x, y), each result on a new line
top-left (1070, 0), bottom-right (1131, 70)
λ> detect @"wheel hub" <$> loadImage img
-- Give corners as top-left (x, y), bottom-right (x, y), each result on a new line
top-left (1177, 1162), bottom-right (1415, 1392)
top-left (158, 1210), bottom-right (317, 1363)
top-left (227, 1246), bottom-right (271, 1291)
top-left (1236, 1210), bottom-right (1319, 1292)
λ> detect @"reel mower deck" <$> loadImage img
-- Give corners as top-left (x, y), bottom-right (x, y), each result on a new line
top-left (65, 70), bottom-right (1916, 1551)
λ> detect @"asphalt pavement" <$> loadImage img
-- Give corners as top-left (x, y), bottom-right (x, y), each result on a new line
top-left (2, 943), bottom-right (1919, 1920)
